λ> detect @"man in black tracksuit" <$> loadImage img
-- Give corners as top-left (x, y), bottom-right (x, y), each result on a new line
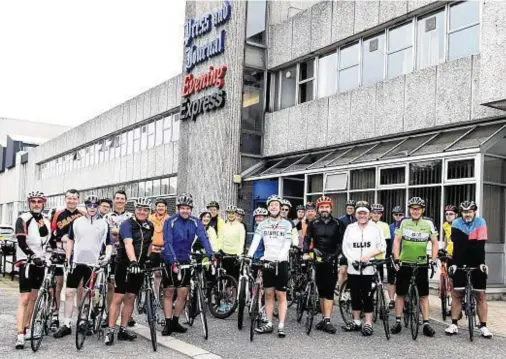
top-left (303, 196), bottom-right (344, 334)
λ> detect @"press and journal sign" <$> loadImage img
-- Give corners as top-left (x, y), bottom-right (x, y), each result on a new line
top-left (180, 0), bottom-right (230, 121)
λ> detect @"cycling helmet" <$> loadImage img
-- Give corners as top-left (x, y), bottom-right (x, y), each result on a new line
top-left (345, 200), bottom-right (356, 207)
top-left (281, 199), bottom-right (292, 208)
top-left (460, 200), bottom-right (477, 211)
top-left (355, 200), bottom-right (370, 213)
top-left (253, 207), bottom-right (268, 217)
top-left (266, 194), bottom-right (282, 207)
top-left (444, 204), bottom-right (458, 213)
top-left (206, 201), bottom-right (220, 210)
top-left (407, 197), bottom-right (425, 208)
top-left (177, 193), bottom-right (194, 208)
top-left (392, 206), bottom-right (404, 214)
top-left (154, 197), bottom-right (167, 206)
top-left (236, 208), bottom-right (246, 216)
top-left (316, 195), bottom-right (333, 208)
top-left (305, 202), bottom-right (316, 210)
top-left (135, 197), bottom-right (152, 209)
top-left (100, 198), bottom-right (113, 207)
top-left (226, 205), bottom-right (237, 213)
top-left (296, 205), bottom-right (305, 211)
top-left (27, 191), bottom-right (47, 201)
top-left (84, 195), bottom-right (100, 206)
top-left (371, 203), bottom-right (384, 212)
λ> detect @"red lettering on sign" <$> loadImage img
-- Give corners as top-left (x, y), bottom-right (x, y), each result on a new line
top-left (182, 65), bottom-right (227, 97)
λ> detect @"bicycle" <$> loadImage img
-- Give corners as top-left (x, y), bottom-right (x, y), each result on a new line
top-left (180, 252), bottom-right (214, 340)
top-left (397, 256), bottom-right (435, 340)
top-left (287, 247), bottom-right (303, 307)
top-left (354, 258), bottom-right (392, 340)
top-left (75, 262), bottom-right (108, 350)
top-left (208, 253), bottom-right (238, 319)
top-left (250, 260), bottom-right (277, 342)
top-left (133, 264), bottom-right (167, 351)
top-left (136, 266), bottom-right (165, 330)
top-left (456, 266), bottom-right (484, 342)
top-left (30, 252), bottom-right (65, 352)
top-left (438, 251), bottom-right (452, 321)
top-left (237, 256), bottom-right (256, 330)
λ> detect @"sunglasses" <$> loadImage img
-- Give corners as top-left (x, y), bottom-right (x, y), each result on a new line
top-left (86, 204), bottom-right (99, 208)
top-left (29, 199), bottom-right (45, 204)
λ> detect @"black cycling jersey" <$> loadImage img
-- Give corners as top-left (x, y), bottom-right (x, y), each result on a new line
top-left (303, 216), bottom-right (344, 256)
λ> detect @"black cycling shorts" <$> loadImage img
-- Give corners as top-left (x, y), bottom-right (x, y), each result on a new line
top-left (67, 264), bottom-right (92, 289)
top-left (386, 262), bottom-right (396, 285)
top-left (315, 261), bottom-right (338, 300)
top-left (54, 267), bottom-right (64, 277)
top-left (114, 263), bottom-right (143, 294)
top-left (163, 262), bottom-right (191, 288)
top-left (18, 264), bottom-right (44, 293)
top-left (221, 256), bottom-right (239, 280)
top-left (108, 255), bottom-right (117, 282)
top-left (339, 256), bottom-right (347, 267)
top-left (452, 269), bottom-right (487, 291)
top-left (262, 261), bottom-right (289, 292)
top-left (396, 265), bottom-right (429, 297)
top-left (348, 274), bottom-right (374, 313)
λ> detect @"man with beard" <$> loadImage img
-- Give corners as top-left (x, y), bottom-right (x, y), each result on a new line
top-left (303, 196), bottom-right (343, 334)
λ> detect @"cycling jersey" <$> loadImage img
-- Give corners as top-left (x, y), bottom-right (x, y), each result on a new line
top-left (247, 218), bottom-right (292, 262)
top-left (388, 220), bottom-right (403, 257)
top-left (395, 218), bottom-right (438, 263)
top-left (369, 220), bottom-right (390, 259)
top-left (342, 222), bottom-right (386, 275)
top-left (451, 217), bottom-right (487, 267)
top-left (193, 226), bottom-right (219, 253)
top-left (68, 215), bottom-right (109, 265)
top-left (15, 212), bottom-right (51, 263)
top-left (162, 214), bottom-right (213, 264)
top-left (50, 208), bottom-right (85, 249)
top-left (116, 217), bottom-right (154, 264)
top-left (443, 221), bottom-right (453, 256)
top-left (303, 216), bottom-right (343, 255)
top-left (148, 213), bottom-right (169, 253)
top-left (248, 223), bottom-right (264, 261)
top-left (104, 210), bottom-right (133, 255)
top-left (209, 215), bottom-right (225, 235)
top-left (218, 221), bottom-right (246, 256)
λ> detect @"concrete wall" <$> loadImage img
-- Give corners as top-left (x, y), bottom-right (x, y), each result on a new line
top-left (268, 0), bottom-right (319, 26)
top-left (177, 1), bottom-right (247, 210)
top-left (0, 118), bottom-right (69, 144)
top-left (264, 55), bottom-right (505, 157)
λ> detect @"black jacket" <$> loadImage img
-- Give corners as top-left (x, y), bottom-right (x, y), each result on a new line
top-left (303, 216), bottom-right (344, 256)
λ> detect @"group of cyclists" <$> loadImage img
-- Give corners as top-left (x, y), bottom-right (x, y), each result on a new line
top-left (12, 187), bottom-right (493, 350)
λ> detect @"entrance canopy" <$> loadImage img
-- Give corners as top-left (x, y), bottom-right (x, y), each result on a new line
top-left (243, 119), bottom-right (506, 181)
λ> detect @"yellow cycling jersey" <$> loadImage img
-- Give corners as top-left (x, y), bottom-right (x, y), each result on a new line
top-left (218, 221), bottom-right (246, 256)
top-left (370, 220), bottom-right (390, 259)
top-left (443, 221), bottom-right (453, 256)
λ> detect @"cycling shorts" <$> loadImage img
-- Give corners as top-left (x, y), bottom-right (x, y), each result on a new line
top-left (19, 264), bottom-right (44, 293)
top-left (452, 269), bottom-right (486, 291)
top-left (67, 264), bottom-right (92, 289)
top-left (396, 265), bottom-right (429, 297)
top-left (114, 263), bottom-right (143, 294)
top-left (163, 262), bottom-right (191, 288)
top-left (315, 261), bottom-right (338, 300)
top-left (262, 261), bottom-right (289, 292)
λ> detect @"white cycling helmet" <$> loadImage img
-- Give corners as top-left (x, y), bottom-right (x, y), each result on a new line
top-left (253, 207), bottom-right (268, 217)
top-left (27, 191), bottom-right (47, 201)
top-left (135, 197), bottom-right (152, 209)
top-left (266, 194), bottom-right (282, 207)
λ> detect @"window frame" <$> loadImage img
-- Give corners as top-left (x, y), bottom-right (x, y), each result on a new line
top-left (386, 20), bottom-right (415, 80)
top-left (296, 58), bottom-right (316, 105)
top-left (444, 156), bottom-right (476, 184)
top-left (447, 1), bottom-right (480, 61)
top-left (338, 42), bottom-right (360, 93)
top-left (377, 164), bottom-right (408, 189)
top-left (324, 172), bottom-right (348, 192)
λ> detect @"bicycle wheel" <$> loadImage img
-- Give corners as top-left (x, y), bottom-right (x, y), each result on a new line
top-left (286, 274), bottom-right (296, 308)
top-left (249, 284), bottom-right (260, 342)
top-left (31, 289), bottom-right (48, 352)
top-left (184, 291), bottom-right (193, 326)
top-left (440, 275), bottom-right (448, 321)
top-left (305, 283), bottom-right (316, 335)
top-left (408, 285), bottom-right (420, 341)
top-left (145, 291), bottom-right (157, 351)
top-left (208, 274), bottom-right (238, 319)
top-left (93, 283), bottom-right (107, 334)
top-left (372, 287), bottom-right (379, 323)
top-left (76, 289), bottom-right (92, 350)
top-left (403, 296), bottom-right (409, 328)
top-left (378, 286), bottom-right (390, 340)
top-left (136, 288), bottom-right (146, 315)
top-left (467, 288), bottom-right (476, 342)
top-left (339, 280), bottom-right (353, 325)
top-left (296, 287), bottom-right (306, 323)
top-left (237, 277), bottom-right (247, 330)
top-left (196, 282), bottom-right (209, 340)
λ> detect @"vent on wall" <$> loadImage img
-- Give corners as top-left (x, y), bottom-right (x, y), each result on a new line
top-left (369, 38), bottom-right (379, 52)
top-left (425, 17), bottom-right (436, 32)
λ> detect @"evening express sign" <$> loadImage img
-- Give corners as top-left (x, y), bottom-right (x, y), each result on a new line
top-left (180, 0), bottom-right (231, 121)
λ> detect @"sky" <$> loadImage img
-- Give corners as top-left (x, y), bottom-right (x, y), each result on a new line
top-left (0, 0), bottom-right (186, 127)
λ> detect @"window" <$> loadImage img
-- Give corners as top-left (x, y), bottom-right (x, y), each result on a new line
top-left (161, 178), bottom-right (170, 194)
top-left (120, 133), bottom-right (127, 157)
top-left (170, 177), bottom-right (178, 194)
top-left (133, 128), bottom-right (140, 153)
top-left (131, 182), bottom-right (139, 197)
top-left (280, 66), bottom-right (296, 110)
top-left (380, 167), bottom-right (406, 185)
top-left (152, 179), bottom-right (161, 196)
top-left (98, 140), bottom-right (105, 163)
top-left (138, 181), bottom-right (145, 197)
top-left (339, 43), bottom-right (359, 92)
top-left (297, 60), bottom-right (315, 104)
top-left (89, 145), bottom-right (95, 165)
top-left (242, 69), bottom-right (264, 132)
top-left (387, 22), bottom-right (413, 79)
top-left (409, 186), bottom-right (441, 228)
top-left (140, 125), bottom-right (148, 151)
top-left (350, 168), bottom-right (375, 189)
top-left (378, 189), bottom-right (406, 220)
top-left (173, 115), bottom-right (180, 142)
top-left (246, 0), bottom-right (266, 44)
top-left (241, 133), bottom-right (262, 154)
top-left (484, 157), bottom-right (506, 183)
top-left (145, 180), bottom-right (153, 197)
top-left (448, 1), bottom-right (480, 61)
top-left (163, 116), bottom-right (172, 144)
top-left (447, 159), bottom-right (475, 180)
top-left (417, 10), bottom-right (445, 69)
top-left (155, 119), bottom-right (163, 146)
top-left (349, 191), bottom-right (375, 204)
top-left (317, 52), bottom-right (337, 98)
top-left (362, 34), bottom-right (385, 86)
top-left (127, 130), bottom-right (133, 154)
top-left (147, 122), bottom-right (155, 149)
top-left (307, 174), bottom-right (323, 193)
top-left (324, 173), bottom-right (347, 191)
top-left (94, 143), bottom-right (100, 165)
top-left (483, 184), bottom-right (505, 244)
top-left (409, 160), bottom-right (442, 185)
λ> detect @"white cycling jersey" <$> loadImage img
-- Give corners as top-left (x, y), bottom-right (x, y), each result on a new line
top-left (104, 210), bottom-right (132, 256)
top-left (247, 218), bottom-right (292, 262)
top-left (69, 215), bottom-right (109, 265)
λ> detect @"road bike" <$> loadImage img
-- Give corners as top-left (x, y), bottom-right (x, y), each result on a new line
top-left (438, 251), bottom-right (452, 321)
top-left (208, 253), bottom-right (238, 319)
top-left (30, 251), bottom-right (65, 352)
top-left (250, 260), bottom-right (276, 342)
top-left (237, 256), bottom-right (255, 330)
top-left (75, 263), bottom-right (108, 350)
top-left (457, 266), bottom-right (485, 342)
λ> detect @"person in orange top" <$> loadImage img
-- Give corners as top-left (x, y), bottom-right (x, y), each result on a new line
top-left (149, 198), bottom-right (169, 299)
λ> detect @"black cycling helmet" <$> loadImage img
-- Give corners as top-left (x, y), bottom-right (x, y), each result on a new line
top-left (85, 195), bottom-right (100, 206)
top-left (296, 205), bottom-right (306, 211)
top-left (392, 206), bottom-right (404, 214)
top-left (154, 197), bottom-right (167, 206)
top-left (199, 209), bottom-right (211, 219)
top-left (346, 200), bottom-right (356, 207)
top-left (305, 202), bottom-right (316, 210)
top-left (371, 203), bottom-right (384, 212)
top-left (236, 208), bottom-right (246, 216)
top-left (460, 200), bottom-right (477, 211)
top-left (445, 204), bottom-right (458, 213)
top-left (100, 198), bottom-right (113, 207)
top-left (206, 201), bottom-right (220, 210)
top-left (407, 197), bottom-right (425, 208)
